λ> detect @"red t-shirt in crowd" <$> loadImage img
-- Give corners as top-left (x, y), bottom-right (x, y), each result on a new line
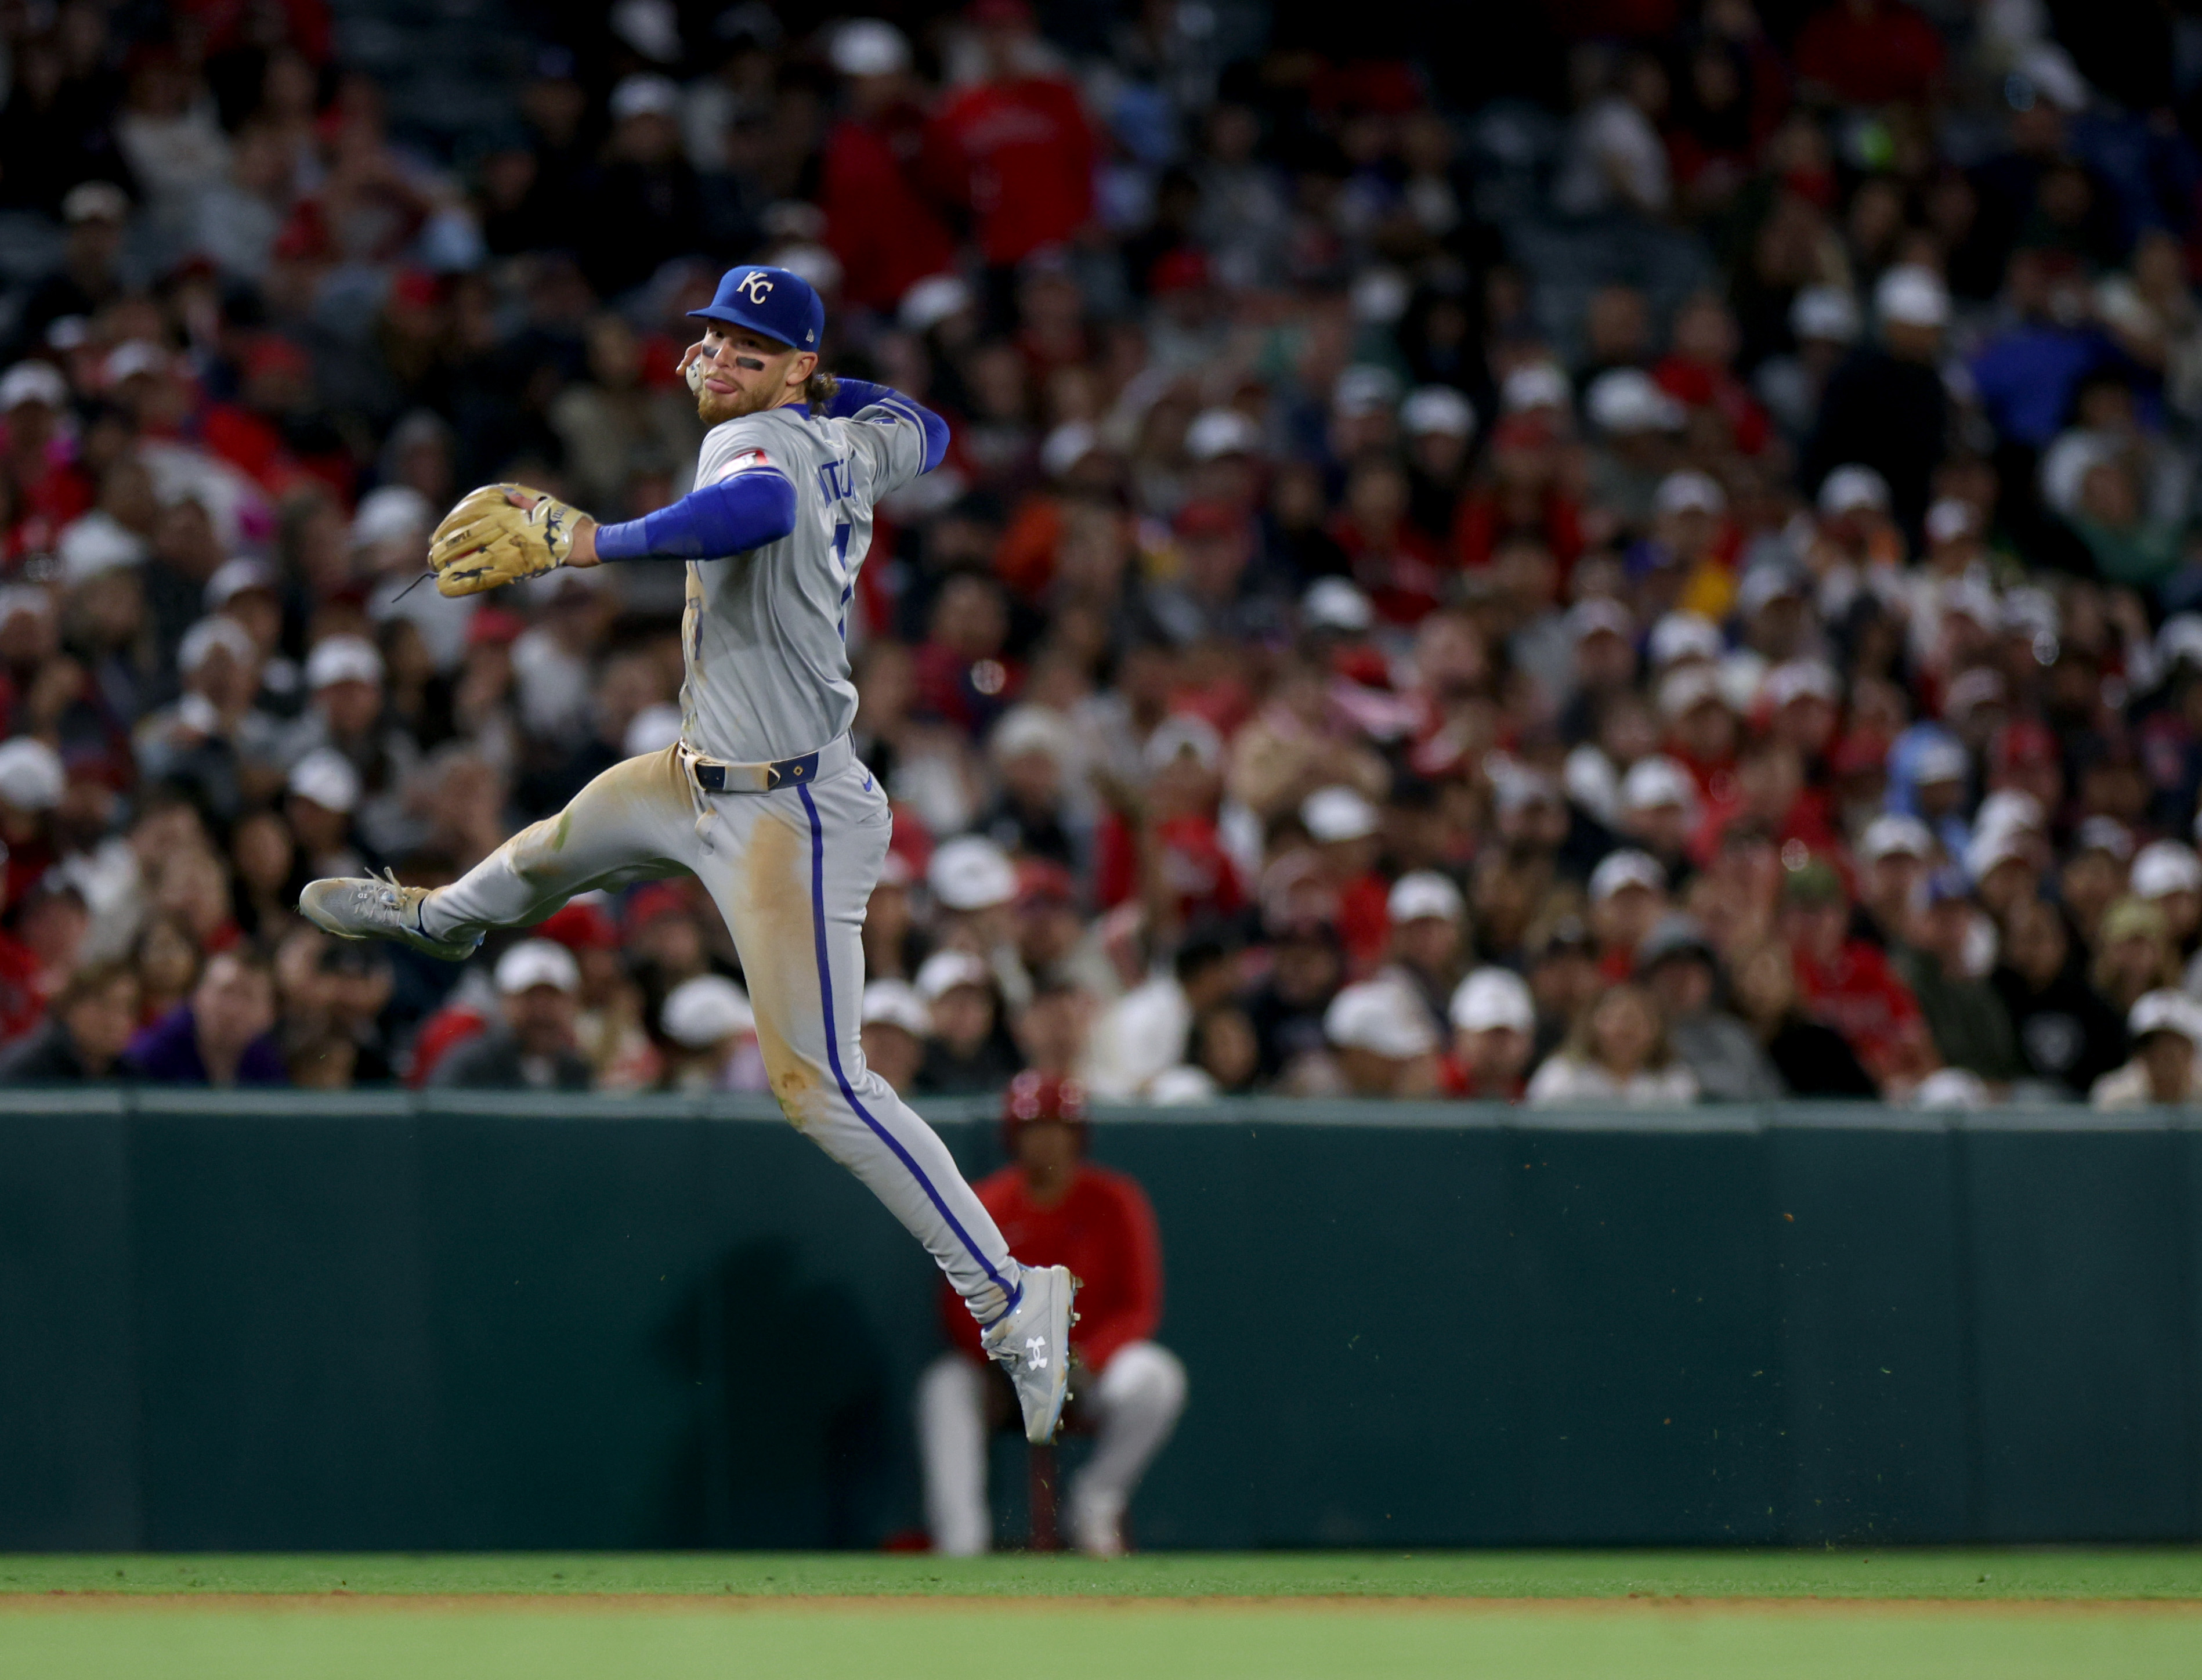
top-left (1792, 938), bottom-right (1921, 1080)
top-left (820, 111), bottom-right (959, 312)
top-left (1793, 0), bottom-right (1945, 104)
top-left (1094, 810), bottom-right (1245, 927)
top-left (942, 1161), bottom-right (1163, 1375)
top-left (925, 76), bottom-right (1094, 265)
top-left (0, 928), bottom-right (46, 1042)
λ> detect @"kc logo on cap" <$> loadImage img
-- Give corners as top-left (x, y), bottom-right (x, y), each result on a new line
top-left (737, 271), bottom-right (774, 304)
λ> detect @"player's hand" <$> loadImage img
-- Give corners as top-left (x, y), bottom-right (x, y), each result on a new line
top-left (426, 483), bottom-right (592, 597)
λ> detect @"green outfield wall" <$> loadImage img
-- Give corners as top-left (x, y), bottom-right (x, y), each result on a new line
top-left (1, 1091), bottom-right (2197, 1550)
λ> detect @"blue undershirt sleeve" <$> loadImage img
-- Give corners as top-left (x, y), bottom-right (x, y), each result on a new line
top-left (591, 469), bottom-right (798, 562)
top-left (823, 377), bottom-right (949, 474)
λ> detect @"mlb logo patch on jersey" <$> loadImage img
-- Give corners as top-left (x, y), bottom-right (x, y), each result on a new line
top-left (715, 449), bottom-right (772, 481)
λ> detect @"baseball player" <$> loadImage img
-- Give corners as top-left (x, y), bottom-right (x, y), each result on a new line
top-left (299, 264), bottom-right (1077, 1446)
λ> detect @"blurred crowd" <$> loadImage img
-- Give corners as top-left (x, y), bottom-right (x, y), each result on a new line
top-left (9, 0), bottom-right (2202, 1107)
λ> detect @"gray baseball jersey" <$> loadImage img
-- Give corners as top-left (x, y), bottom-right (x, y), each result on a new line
top-left (681, 400), bottom-right (925, 764)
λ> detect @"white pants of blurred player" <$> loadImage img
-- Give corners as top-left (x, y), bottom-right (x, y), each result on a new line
top-left (917, 1341), bottom-right (1187, 1556)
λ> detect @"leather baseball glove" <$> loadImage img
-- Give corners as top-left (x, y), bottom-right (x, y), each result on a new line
top-left (427, 484), bottom-right (588, 597)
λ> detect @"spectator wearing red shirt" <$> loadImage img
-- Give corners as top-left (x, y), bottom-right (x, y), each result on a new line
top-left (923, 0), bottom-right (1095, 270)
top-left (1792, 0), bottom-right (1946, 107)
top-left (1300, 783), bottom-right (1391, 972)
top-left (1093, 716), bottom-right (1245, 935)
top-left (819, 21), bottom-right (959, 314)
top-left (917, 1074), bottom-right (1187, 1556)
top-left (1780, 857), bottom-right (1933, 1092)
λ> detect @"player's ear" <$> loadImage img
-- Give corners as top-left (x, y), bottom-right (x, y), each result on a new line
top-left (791, 351), bottom-right (819, 387)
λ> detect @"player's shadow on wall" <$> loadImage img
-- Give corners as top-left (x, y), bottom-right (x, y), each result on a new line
top-left (656, 1240), bottom-right (894, 1547)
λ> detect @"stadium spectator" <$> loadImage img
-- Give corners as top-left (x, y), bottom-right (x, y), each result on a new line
top-left (430, 940), bottom-right (592, 1091)
top-left (0, 0), bottom-right (2196, 1117)
top-left (123, 948), bottom-right (284, 1086)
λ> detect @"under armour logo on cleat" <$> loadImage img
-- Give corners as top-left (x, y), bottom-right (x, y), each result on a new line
top-left (1025, 1336), bottom-right (1049, 1369)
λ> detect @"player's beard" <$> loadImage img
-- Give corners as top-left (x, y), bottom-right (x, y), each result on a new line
top-left (696, 384), bottom-right (774, 425)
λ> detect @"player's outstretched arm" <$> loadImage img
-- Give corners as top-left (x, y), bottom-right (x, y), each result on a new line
top-left (587, 469), bottom-right (797, 563)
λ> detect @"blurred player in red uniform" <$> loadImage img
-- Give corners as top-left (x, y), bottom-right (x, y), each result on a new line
top-left (916, 1073), bottom-right (1187, 1555)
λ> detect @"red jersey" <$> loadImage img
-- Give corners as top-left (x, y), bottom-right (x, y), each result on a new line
top-left (925, 77), bottom-right (1095, 265)
top-left (942, 1162), bottom-right (1163, 1374)
top-left (0, 928), bottom-right (46, 1042)
top-left (820, 111), bottom-right (959, 312)
top-left (1093, 810), bottom-right (1245, 926)
top-left (1793, 0), bottom-right (1945, 104)
top-left (1792, 938), bottom-right (1921, 1081)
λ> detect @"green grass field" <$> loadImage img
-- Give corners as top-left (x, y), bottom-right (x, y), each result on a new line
top-left (3, 1551), bottom-right (2198, 1680)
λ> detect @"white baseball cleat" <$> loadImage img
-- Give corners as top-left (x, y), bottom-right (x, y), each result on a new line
top-left (982, 1263), bottom-right (1079, 1445)
top-left (299, 869), bottom-right (483, 963)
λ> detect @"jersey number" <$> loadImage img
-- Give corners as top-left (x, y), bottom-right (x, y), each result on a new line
top-left (831, 521), bottom-right (852, 641)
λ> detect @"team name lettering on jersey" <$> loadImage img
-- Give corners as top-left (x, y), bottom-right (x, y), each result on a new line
top-left (816, 457), bottom-right (852, 504)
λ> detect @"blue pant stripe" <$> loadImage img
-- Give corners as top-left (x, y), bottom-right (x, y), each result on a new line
top-left (796, 785), bottom-right (1018, 1312)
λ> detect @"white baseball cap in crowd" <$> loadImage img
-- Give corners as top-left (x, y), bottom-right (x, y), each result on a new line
top-left (1489, 758), bottom-right (1561, 815)
top-left (2130, 988), bottom-right (2201, 1043)
top-left (914, 947), bottom-right (991, 1003)
top-left (1649, 610), bottom-right (1723, 669)
top-left (927, 835), bottom-right (1017, 912)
top-left (1657, 664), bottom-right (1729, 721)
top-left (1911, 735), bottom-right (1970, 786)
top-left (2001, 586), bottom-right (2058, 641)
top-left (2160, 615), bottom-right (2202, 673)
top-left (1973, 789), bottom-right (2043, 843)
top-left (1590, 849), bottom-right (1666, 904)
top-left (1401, 385), bottom-right (1476, 439)
top-left (179, 615), bottom-right (256, 677)
top-left (495, 939), bottom-right (580, 995)
top-left (1911, 1067), bottom-right (1990, 1110)
top-left (59, 515), bottom-right (145, 584)
top-left (2131, 840), bottom-right (2202, 901)
top-left (103, 339), bottom-right (168, 385)
top-left (1301, 784), bottom-right (1380, 843)
top-left (1301, 576), bottom-right (1373, 633)
top-left (1859, 812), bottom-right (1934, 865)
top-left (1817, 464), bottom-right (1892, 518)
top-left (898, 273), bottom-right (974, 335)
top-left (861, 978), bottom-right (932, 1038)
top-left (0, 360), bottom-right (68, 411)
top-left (1567, 597), bottom-right (1636, 645)
top-left (1789, 284), bottom-right (1861, 345)
top-left (305, 634), bottom-right (384, 690)
top-left (1586, 368), bottom-right (1684, 435)
top-left (349, 484), bottom-right (432, 551)
top-left (2078, 815), bottom-right (2135, 861)
top-left (1875, 263), bottom-right (1950, 331)
top-left (0, 585), bottom-right (49, 633)
top-left (1039, 420), bottom-right (1098, 479)
top-left (992, 703), bottom-right (1075, 767)
top-left (62, 180), bottom-right (129, 224)
top-left (1652, 470), bottom-right (1726, 519)
top-left (1734, 565), bottom-right (1804, 619)
top-left (1449, 966), bottom-right (1535, 1034)
top-left (609, 73), bottom-right (681, 122)
top-left (0, 736), bottom-right (63, 811)
top-left (1387, 870), bottom-right (1464, 924)
top-left (1332, 364), bottom-right (1401, 419)
top-left (1618, 754), bottom-right (1697, 816)
top-left (1965, 826), bottom-right (2033, 883)
top-left (204, 556), bottom-right (279, 610)
top-left (622, 703), bottom-right (684, 758)
top-left (1762, 659), bottom-right (1840, 710)
top-left (1185, 406), bottom-right (1263, 461)
top-left (1925, 498), bottom-right (1978, 546)
top-left (661, 974), bottom-right (754, 1047)
top-left (286, 747), bottom-right (360, 814)
top-left (1500, 362), bottom-right (1570, 414)
top-left (1324, 977), bottom-right (1438, 1059)
top-left (829, 17), bottom-right (910, 77)
top-left (1144, 713), bottom-right (1223, 774)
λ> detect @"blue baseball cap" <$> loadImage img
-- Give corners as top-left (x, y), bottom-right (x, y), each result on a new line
top-left (687, 264), bottom-right (825, 352)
